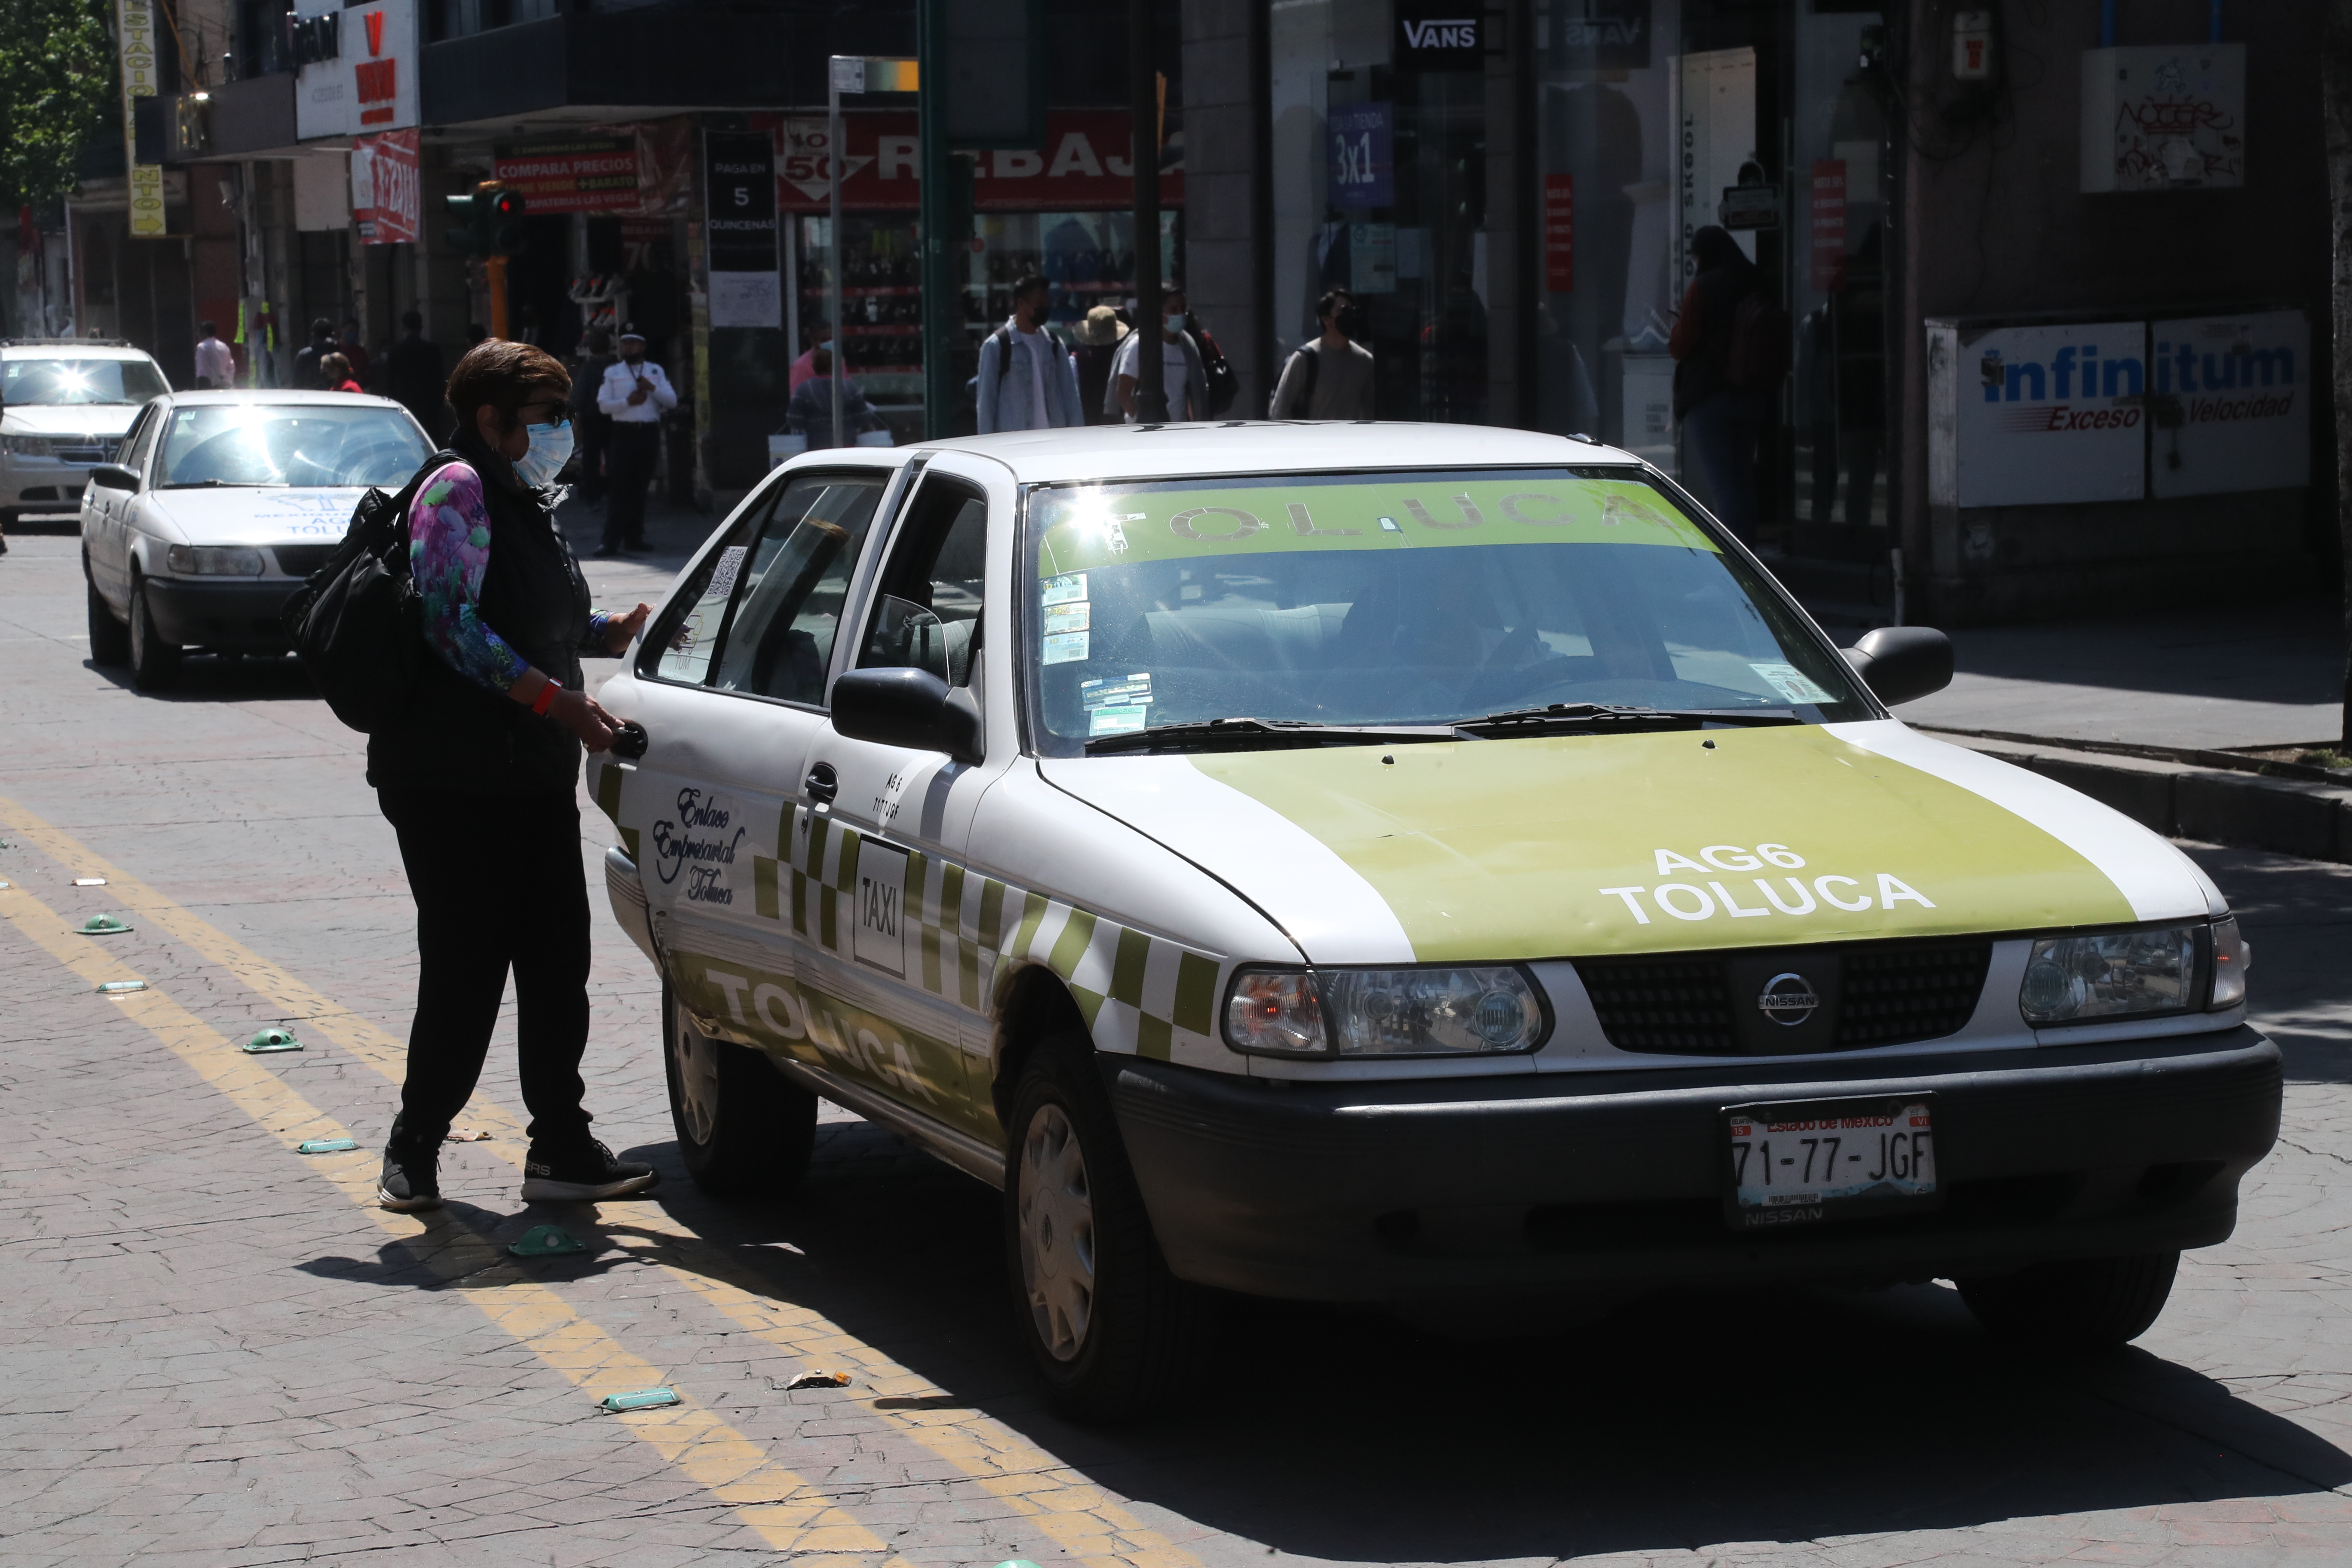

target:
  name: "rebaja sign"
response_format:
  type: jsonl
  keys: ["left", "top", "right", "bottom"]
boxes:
{"left": 293, "top": 0, "right": 416, "bottom": 139}
{"left": 1937, "top": 321, "right": 2147, "bottom": 508}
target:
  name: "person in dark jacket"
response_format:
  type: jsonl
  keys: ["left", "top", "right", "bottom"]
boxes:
{"left": 1669, "top": 225, "right": 1769, "bottom": 545}
{"left": 370, "top": 339, "right": 656, "bottom": 1213}
{"left": 784, "top": 346, "right": 887, "bottom": 450}
{"left": 384, "top": 311, "right": 449, "bottom": 440}
{"left": 292, "top": 318, "right": 337, "bottom": 391}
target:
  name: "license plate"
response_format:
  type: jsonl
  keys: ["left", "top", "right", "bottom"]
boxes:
{"left": 1722, "top": 1096, "right": 1938, "bottom": 1229}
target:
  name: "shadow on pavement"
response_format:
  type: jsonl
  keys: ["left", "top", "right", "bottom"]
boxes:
{"left": 576, "top": 1118, "right": 2352, "bottom": 1561}
{"left": 2188, "top": 845, "right": 2352, "bottom": 1085}
{"left": 1915, "top": 600, "right": 2341, "bottom": 710}
{"left": 83, "top": 650, "right": 323, "bottom": 702}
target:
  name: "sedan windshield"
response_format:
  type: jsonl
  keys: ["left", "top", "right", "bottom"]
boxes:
{"left": 157, "top": 403, "right": 431, "bottom": 489}
{"left": 4, "top": 356, "right": 168, "bottom": 406}
{"left": 1023, "top": 467, "right": 1871, "bottom": 753}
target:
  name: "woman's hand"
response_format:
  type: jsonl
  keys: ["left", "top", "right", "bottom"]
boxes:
{"left": 551, "top": 687, "right": 621, "bottom": 752}
{"left": 605, "top": 602, "right": 652, "bottom": 654}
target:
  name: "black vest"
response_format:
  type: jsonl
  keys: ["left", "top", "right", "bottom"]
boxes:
{"left": 366, "top": 436, "right": 593, "bottom": 796}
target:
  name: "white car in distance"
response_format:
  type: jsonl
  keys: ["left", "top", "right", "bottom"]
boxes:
{"left": 1, "top": 341, "right": 171, "bottom": 534}
{"left": 82, "top": 390, "right": 435, "bottom": 690}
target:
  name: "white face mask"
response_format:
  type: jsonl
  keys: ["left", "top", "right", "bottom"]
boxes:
{"left": 514, "top": 418, "right": 574, "bottom": 488}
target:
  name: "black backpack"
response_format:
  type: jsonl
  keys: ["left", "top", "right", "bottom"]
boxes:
{"left": 1277, "top": 344, "right": 1320, "bottom": 416}
{"left": 1194, "top": 326, "right": 1240, "bottom": 416}
{"left": 282, "top": 449, "right": 460, "bottom": 735}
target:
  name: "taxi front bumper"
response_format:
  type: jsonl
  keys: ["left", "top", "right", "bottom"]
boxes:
{"left": 143, "top": 576, "right": 302, "bottom": 649}
{"left": 1106, "top": 1026, "right": 2282, "bottom": 1303}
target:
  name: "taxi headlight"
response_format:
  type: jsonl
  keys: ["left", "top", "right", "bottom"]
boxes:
{"left": 165, "top": 545, "right": 265, "bottom": 576}
{"left": 1224, "top": 965, "right": 1548, "bottom": 1057}
{"left": 2018, "top": 920, "right": 2227, "bottom": 1026}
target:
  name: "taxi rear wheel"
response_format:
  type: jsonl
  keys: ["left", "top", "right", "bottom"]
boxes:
{"left": 662, "top": 982, "right": 816, "bottom": 1199}
{"left": 1004, "top": 1033, "right": 1207, "bottom": 1422}
{"left": 1956, "top": 1251, "right": 2180, "bottom": 1350}
{"left": 128, "top": 574, "right": 180, "bottom": 692}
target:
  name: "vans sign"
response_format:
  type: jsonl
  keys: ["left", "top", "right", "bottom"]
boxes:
{"left": 1397, "top": 5, "right": 1485, "bottom": 68}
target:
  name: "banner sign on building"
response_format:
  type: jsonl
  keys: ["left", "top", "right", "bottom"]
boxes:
{"left": 116, "top": 0, "right": 165, "bottom": 236}
{"left": 774, "top": 110, "right": 1182, "bottom": 212}
{"left": 491, "top": 123, "right": 693, "bottom": 217}
{"left": 293, "top": 0, "right": 417, "bottom": 140}
{"left": 1808, "top": 159, "right": 1846, "bottom": 291}
{"left": 2149, "top": 309, "right": 2309, "bottom": 499}
{"left": 1328, "top": 102, "right": 1393, "bottom": 209}
{"left": 350, "top": 128, "right": 419, "bottom": 245}
{"left": 1544, "top": 174, "right": 1573, "bottom": 292}
{"left": 1394, "top": 3, "right": 1485, "bottom": 70}
{"left": 1930, "top": 320, "right": 2147, "bottom": 509}
{"left": 704, "top": 131, "right": 780, "bottom": 329}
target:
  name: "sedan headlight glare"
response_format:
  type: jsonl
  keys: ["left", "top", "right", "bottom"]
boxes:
{"left": 2019, "top": 921, "right": 2208, "bottom": 1026}
{"left": 164, "top": 544, "right": 265, "bottom": 576}
{"left": 1225, "top": 965, "right": 1548, "bottom": 1057}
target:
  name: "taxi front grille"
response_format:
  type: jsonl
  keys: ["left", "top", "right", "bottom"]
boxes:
{"left": 1574, "top": 940, "right": 1993, "bottom": 1056}
{"left": 273, "top": 545, "right": 336, "bottom": 579}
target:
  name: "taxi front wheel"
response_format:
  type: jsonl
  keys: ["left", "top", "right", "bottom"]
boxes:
{"left": 1956, "top": 1251, "right": 2180, "bottom": 1350}
{"left": 662, "top": 982, "right": 816, "bottom": 1198}
{"left": 1004, "top": 1033, "right": 1209, "bottom": 1422}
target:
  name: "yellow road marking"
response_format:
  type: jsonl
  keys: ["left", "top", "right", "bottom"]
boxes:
{"left": 0, "top": 790, "right": 1206, "bottom": 1568}
{"left": 0, "top": 876, "right": 902, "bottom": 1564}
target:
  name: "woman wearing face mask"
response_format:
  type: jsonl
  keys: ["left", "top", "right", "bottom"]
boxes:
{"left": 1112, "top": 288, "right": 1211, "bottom": 422}
{"left": 368, "top": 338, "right": 658, "bottom": 1214}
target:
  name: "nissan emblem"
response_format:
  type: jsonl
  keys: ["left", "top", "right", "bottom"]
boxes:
{"left": 1756, "top": 972, "right": 1819, "bottom": 1026}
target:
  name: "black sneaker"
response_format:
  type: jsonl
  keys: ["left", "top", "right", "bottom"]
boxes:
{"left": 520, "top": 1139, "right": 659, "bottom": 1202}
{"left": 379, "top": 1133, "right": 443, "bottom": 1212}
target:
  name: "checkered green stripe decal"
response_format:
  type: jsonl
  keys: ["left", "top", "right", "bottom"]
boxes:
{"left": 750, "top": 805, "right": 1220, "bottom": 1062}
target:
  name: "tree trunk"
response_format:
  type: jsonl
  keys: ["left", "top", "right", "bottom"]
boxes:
{"left": 2330, "top": 2, "right": 2352, "bottom": 747}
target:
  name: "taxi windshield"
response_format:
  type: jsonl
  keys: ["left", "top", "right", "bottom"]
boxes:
{"left": 1023, "top": 467, "right": 1870, "bottom": 753}
{"left": 157, "top": 403, "right": 431, "bottom": 489}
{"left": 4, "top": 356, "right": 168, "bottom": 406}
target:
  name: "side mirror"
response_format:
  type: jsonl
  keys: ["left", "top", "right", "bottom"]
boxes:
{"left": 88, "top": 463, "right": 140, "bottom": 493}
{"left": 830, "top": 666, "right": 983, "bottom": 764}
{"left": 1842, "top": 625, "right": 1954, "bottom": 707}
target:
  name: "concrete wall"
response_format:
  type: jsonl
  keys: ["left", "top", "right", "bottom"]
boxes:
{"left": 1182, "top": 0, "right": 1268, "bottom": 416}
{"left": 1893, "top": 0, "right": 2331, "bottom": 625}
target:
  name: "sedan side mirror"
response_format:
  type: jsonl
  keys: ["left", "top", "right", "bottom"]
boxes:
{"left": 1842, "top": 625, "right": 1954, "bottom": 707}
{"left": 830, "top": 666, "right": 984, "bottom": 764}
{"left": 88, "top": 463, "right": 140, "bottom": 493}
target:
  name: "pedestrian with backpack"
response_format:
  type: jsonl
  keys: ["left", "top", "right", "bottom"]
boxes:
{"left": 1270, "top": 288, "right": 1376, "bottom": 420}
{"left": 975, "top": 273, "right": 1084, "bottom": 434}
{"left": 1069, "top": 306, "right": 1128, "bottom": 426}
{"left": 1669, "top": 225, "right": 1786, "bottom": 547}
{"left": 366, "top": 338, "right": 659, "bottom": 1213}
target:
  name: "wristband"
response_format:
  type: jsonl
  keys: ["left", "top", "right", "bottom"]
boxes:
{"left": 531, "top": 679, "right": 560, "bottom": 717}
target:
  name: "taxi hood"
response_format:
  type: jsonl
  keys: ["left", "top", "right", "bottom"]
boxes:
{"left": 142, "top": 485, "right": 364, "bottom": 545}
{"left": 1038, "top": 720, "right": 2223, "bottom": 965}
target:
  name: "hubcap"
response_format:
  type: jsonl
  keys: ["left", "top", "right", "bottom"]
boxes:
{"left": 1017, "top": 1101, "right": 1096, "bottom": 1362}
{"left": 670, "top": 1001, "right": 721, "bottom": 1147}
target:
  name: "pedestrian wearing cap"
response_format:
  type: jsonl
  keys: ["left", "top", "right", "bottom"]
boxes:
{"left": 975, "top": 273, "right": 1084, "bottom": 434}
{"left": 595, "top": 327, "right": 675, "bottom": 557}
{"left": 1069, "top": 306, "right": 1127, "bottom": 427}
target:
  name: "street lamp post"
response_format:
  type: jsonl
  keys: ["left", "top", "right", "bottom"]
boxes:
{"left": 1128, "top": 0, "right": 1165, "bottom": 422}
{"left": 827, "top": 55, "right": 857, "bottom": 458}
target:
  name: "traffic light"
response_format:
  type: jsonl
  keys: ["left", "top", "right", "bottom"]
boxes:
{"left": 445, "top": 187, "right": 527, "bottom": 257}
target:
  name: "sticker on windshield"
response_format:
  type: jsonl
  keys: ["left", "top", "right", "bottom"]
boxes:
{"left": 1081, "top": 673, "right": 1152, "bottom": 709}
{"left": 1748, "top": 662, "right": 1837, "bottom": 704}
{"left": 1043, "top": 631, "right": 1090, "bottom": 665}
{"left": 706, "top": 544, "right": 749, "bottom": 603}
{"left": 1088, "top": 705, "right": 1150, "bottom": 737}
{"left": 1044, "top": 602, "right": 1091, "bottom": 635}
{"left": 1041, "top": 573, "right": 1088, "bottom": 606}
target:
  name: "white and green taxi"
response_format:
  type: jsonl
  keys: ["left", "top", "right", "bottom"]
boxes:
{"left": 593, "top": 423, "right": 2277, "bottom": 1418}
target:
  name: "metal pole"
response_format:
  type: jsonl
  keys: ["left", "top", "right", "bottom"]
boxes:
{"left": 917, "top": 0, "right": 956, "bottom": 440}
{"left": 1128, "top": 0, "right": 1165, "bottom": 421}
{"left": 829, "top": 56, "right": 851, "bottom": 451}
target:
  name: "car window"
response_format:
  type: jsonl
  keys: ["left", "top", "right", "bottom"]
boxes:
{"left": 1020, "top": 467, "right": 1870, "bottom": 752}
{"left": 156, "top": 404, "right": 431, "bottom": 488}
{"left": 122, "top": 405, "right": 164, "bottom": 473}
{"left": 859, "top": 479, "right": 987, "bottom": 689}
{"left": 3, "top": 356, "right": 168, "bottom": 406}
{"left": 646, "top": 469, "right": 887, "bottom": 697}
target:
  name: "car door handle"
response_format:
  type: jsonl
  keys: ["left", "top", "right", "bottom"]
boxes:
{"left": 610, "top": 720, "right": 649, "bottom": 759}
{"left": 804, "top": 762, "right": 838, "bottom": 805}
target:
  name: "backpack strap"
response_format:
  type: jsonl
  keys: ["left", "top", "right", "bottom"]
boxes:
{"left": 1288, "top": 343, "right": 1320, "bottom": 413}
{"left": 993, "top": 325, "right": 1016, "bottom": 383}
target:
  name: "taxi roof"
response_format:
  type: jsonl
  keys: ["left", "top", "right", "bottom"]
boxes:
{"left": 0, "top": 342, "right": 158, "bottom": 362}
{"left": 156, "top": 389, "right": 410, "bottom": 409}
{"left": 922, "top": 421, "right": 1643, "bottom": 485}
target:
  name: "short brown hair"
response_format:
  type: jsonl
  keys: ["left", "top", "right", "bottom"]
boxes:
{"left": 446, "top": 338, "right": 570, "bottom": 432}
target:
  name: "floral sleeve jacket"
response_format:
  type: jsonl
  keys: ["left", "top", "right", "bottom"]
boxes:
{"left": 406, "top": 461, "right": 615, "bottom": 691}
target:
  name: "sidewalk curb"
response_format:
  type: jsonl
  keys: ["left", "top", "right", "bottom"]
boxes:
{"left": 1945, "top": 732, "right": 2352, "bottom": 863}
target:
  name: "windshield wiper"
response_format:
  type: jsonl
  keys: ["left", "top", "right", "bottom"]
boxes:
{"left": 158, "top": 479, "right": 276, "bottom": 489}
{"left": 1084, "top": 717, "right": 1473, "bottom": 756}
{"left": 1457, "top": 702, "right": 1802, "bottom": 735}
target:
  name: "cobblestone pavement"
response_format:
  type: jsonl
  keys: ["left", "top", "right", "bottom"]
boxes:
{"left": 3, "top": 529, "right": 2351, "bottom": 1567}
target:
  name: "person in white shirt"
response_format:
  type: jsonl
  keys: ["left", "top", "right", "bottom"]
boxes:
{"left": 975, "top": 274, "right": 1083, "bottom": 433}
{"left": 594, "top": 326, "right": 677, "bottom": 556}
{"left": 1114, "top": 288, "right": 1209, "bottom": 423}
{"left": 193, "top": 321, "right": 234, "bottom": 389}
{"left": 1269, "top": 288, "right": 1377, "bottom": 419}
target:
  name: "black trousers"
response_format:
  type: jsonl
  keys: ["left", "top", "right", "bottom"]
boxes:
{"left": 603, "top": 423, "right": 660, "bottom": 549}
{"left": 380, "top": 788, "right": 594, "bottom": 1147}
